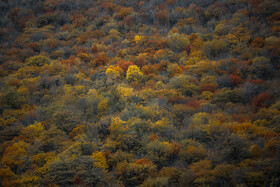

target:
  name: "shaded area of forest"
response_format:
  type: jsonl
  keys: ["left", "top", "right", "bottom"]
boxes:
{"left": 0, "top": 0, "right": 280, "bottom": 186}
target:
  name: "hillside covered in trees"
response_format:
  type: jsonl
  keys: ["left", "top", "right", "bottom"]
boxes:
{"left": 0, "top": 0, "right": 280, "bottom": 186}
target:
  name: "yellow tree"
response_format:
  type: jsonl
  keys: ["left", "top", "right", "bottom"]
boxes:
{"left": 91, "top": 151, "right": 108, "bottom": 169}
{"left": 1, "top": 141, "right": 29, "bottom": 169}
{"left": 126, "top": 65, "right": 143, "bottom": 82}
{"left": 105, "top": 65, "right": 124, "bottom": 78}
{"left": 97, "top": 98, "right": 108, "bottom": 117}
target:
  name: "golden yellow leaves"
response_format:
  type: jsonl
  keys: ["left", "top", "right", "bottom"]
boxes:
{"left": 126, "top": 65, "right": 143, "bottom": 82}
{"left": 105, "top": 65, "right": 123, "bottom": 78}
{"left": 91, "top": 151, "right": 108, "bottom": 169}
{"left": 134, "top": 35, "right": 141, "bottom": 43}
{"left": 117, "top": 86, "right": 134, "bottom": 99}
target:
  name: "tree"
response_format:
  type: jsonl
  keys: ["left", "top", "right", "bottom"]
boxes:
{"left": 105, "top": 66, "right": 124, "bottom": 79}
{"left": 142, "top": 177, "right": 169, "bottom": 187}
{"left": 250, "top": 37, "right": 265, "bottom": 48}
{"left": 146, "top": 140, "right": 172, "bottom": 168}
{"left": 97, "top": 98, "right": 108, "bottom": 118}
{"left": 26, "top": 55, "right": 50, "bottom": 66}
{"left": 0, "top": 87, "right": 26, "bottom": 109}
{"left": 168, "top": 29, "right": 190, "bottom": 52}
{"left": 44, "top": 156, "right": 113, "bottom": 186}
{"left": 126, "top": 65, "right": 143, "bottom": 82}
{"left": 250, "top": 57, "right": 273, "bottom": 79}
{"left": 151, "top": 118, "right": 176, "bottom": 139}
{"left": 220, "top": 134, "right": 249, "bottom": 165}
{"left": 118, "top": 61, "right": 134, "bottom": 72}
{"left": 91, "top": 151, "right": 108, "bottom": 169}
{"left": 19, "top": 122, "right": 44, "bottom": 142}
{"left": 252, "top": 92, "right": 272, "bottom": 108}
{"left": 0, "top": 165, "right": 19, "bottom": 185}
{"left": 93, "top": 53, "right": 109, "bottom": 67}
{"left": 116, "top": 161, "right": 156, "bottom": 186}
{"left": 202, "top": 39, "right": 228, "bottom": 58}
{"left": 118, "top": 7, "right": 134, "bottom": 19}
{"left": 190, "top": 159, "right": 214, "bottom": 186}
{"left": 1, "top": 141, "right": 29, "bottom": 173}
{"left": 167, "top": 63, "right": 182, "bottom": 77}
{"left": 179, "top": 139, "right": 206, "bottom": 164}
{"left": 212, "top": 164, "right": 237, "bottom": 186}
{"left": 212, "top": 88, "right": 242, "bottom": 104}
{"left": 52, "top": 110, "right": 81, "bottom": 134}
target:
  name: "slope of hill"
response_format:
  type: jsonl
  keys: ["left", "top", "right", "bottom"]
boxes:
{"left": 0, "top": 0, "right": 280, "bottom": 186}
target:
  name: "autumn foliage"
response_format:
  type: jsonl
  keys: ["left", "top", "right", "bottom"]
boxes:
{"left": 0, "top": 0, "right": 279, "bottom": 186}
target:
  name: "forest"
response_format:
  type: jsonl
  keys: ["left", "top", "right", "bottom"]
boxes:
{"left": 0, "top": 0, "right": 279, "bottom": 186}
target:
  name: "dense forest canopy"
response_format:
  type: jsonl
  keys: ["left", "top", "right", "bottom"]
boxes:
{"left": 0, "top": 0, "right": 280, "bottom": 186}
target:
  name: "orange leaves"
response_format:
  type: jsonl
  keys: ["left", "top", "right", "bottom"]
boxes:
{"left": 167, "top": 63, "right": 182, "bottom": 77}
{"left": 0, "top": 167, "right": 18, "bottom": 186}
{"left": 159, "top": 167, "right": 181, "bottom": 183}
{"left": 264, "top": 138, "right": 280, "bottom": 156}
{"left": 252, "top": 92, "right": 272, "bottom": 108}
{"left": 90, "top": 45, "right": 98, "bottom": 54}
{"left": 249, "top": 78, "right": 264, "bottom": 85}
{"left": 148, "top": 134, "right": 159, "bottom": 142}
{"left": 190, "top": 159, "right": 212, "bottom": 179}
{"left": 265, "top": 36, "right": 280, "bottom": 57}
{"left": 179, "top": 139, "right": 206, "bottom": 164}
{"left": 250, "top": 37, "right": 265, "bottom": 48}
{"left": 250, "top": 145, "right": 262, "bottom": 158}
{"left": 212, "top": 164, "right": 237, "bottom": 179}
{"left": 1, "top": 1, "right": 280, "bottom": 186}
{"left": 232, "top": 121, "right": 278, "bottom": 141}
{"left": 169, "top": 27, "right": 179, "bottom": 34}
{"left": 77, "top": 53, "right": 90, "bottom": 62}
{"left": 118, "top": 7, "right": 134, "bottom": 19}
{"left": 268, "top": 13, "right": 280, "bottom": 32}
{"left": 101, "top": 2, "right": 117, "bottom": 11}
{"left": 186, "top": 146, "right": 205, "bottom": 159}
{"left": 232, "top": 122, "right": 254, "bottom": 135}
{"left": 69, "top": 125, "right": 85, "bottom": 139}
{"left": 8, "top": 78, "right": 21, "bottom": 88}
{"left": 199, "top": 84, "right": 218, "bottom": 93}
{"left": 118, "top": 61, "right": 133, "bottom": 72}
{"left": 23, "top": 42, "right": 40, "bottom": 51}
{"left": 135, "top": 158, "right": 153, "bottom": 165}
{"left": 141, "top": 64, "right": 159, "bottom": 75}
{"left": 77, "top": 30, "right": 94, "bottom": 44}
{"left": 123, "top": 15, "right": 136, "bottom": 27}
{"left": 116, "top": 161, "right": 156, "bottom": 186}
{"left": 72, "top": 14, "right": 88, "bottom": 27}
{"left": 230, "top": 74, "right": 243, "bottom": 86}
{"left": 93, "top": 53, "right": 109, "bottom": 67}
{"left": 250, "top": 0, "right": 263, "bottom": 10}
{"left": 170, "top": 141, "right": 181, "bottom": 155}
{"left": 187, "top": 100, "right": 201, "bottom": 109}
{"left": 156, "top": 9, "right": 169, "bottom": 25}
{"left": 92, "top": 30, "right": 106, "bottom": 38}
